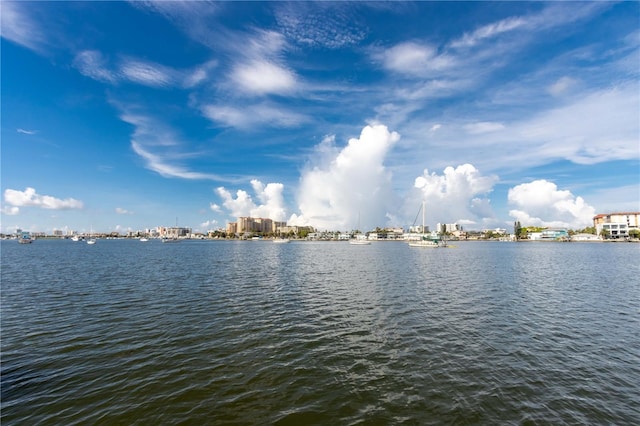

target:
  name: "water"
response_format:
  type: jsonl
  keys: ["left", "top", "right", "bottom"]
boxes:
{"left": 2, "top": 239, "right": 639, "bottom": 425}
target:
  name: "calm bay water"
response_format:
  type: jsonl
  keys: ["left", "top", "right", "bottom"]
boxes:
{"left": 1, "top": 239, "right": 639, "bottom": 425}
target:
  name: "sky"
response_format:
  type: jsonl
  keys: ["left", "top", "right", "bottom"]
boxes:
{"left": 1, "top": 1, "right": 639, "bottom": 235}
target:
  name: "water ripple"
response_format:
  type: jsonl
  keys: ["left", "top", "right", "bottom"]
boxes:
{"left": 2, "top": 240, "right": 639, "bottom": 424}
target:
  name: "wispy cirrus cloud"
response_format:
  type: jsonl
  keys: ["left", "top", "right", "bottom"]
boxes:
{"left": 0, "top": 2, "right": 47, "bottom": 53}
{"left": 4, "top": 187, "right": 83, "bottom": 210}
{"left": 115, "top": 207, "right": 133, "bottom": 215}
{"left": 116, "top": 104, "right": 231, "bottom": 181}
{"left": 17, "top": 128, "right": 37, "bottom": 135}
{"left": 202, "top": 102, "right": 309, "bottom": 129}
{"left": 73, "top": 50, "right": 216, "bottom": 88}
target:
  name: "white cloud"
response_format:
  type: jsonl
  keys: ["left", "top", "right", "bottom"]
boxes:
{"left": 508, "top": 180, "right": 596, "bottom": 228}
{"left": 115, "top": 105, "right": 228, "bottom": 181}
{"left": 73, "top": 50, "right": 118, "bottom": 83}
{"left": 119, "top": 58, "right": 175, "bottom": 87}
{"left": 378, "top": 42, "right": 454, "bottom": 76}
{"left": 289, "top": 124, "right": 400, "bottom": 231}
{"left": 4, "top": 187, "right": 83, "bottom": 210}
{"left": 199, "top": 219, "right": 218, "bottom": 230}
{"left": 464, "top": 122, "right": 505, "bottom": 134}
{"left": 412, "top": 164, "right": 499, "bottom": 227}
{"left": 1, "top": 206, "right": 20, "bottom": 215}
{"left": 131, "top": 140, "right": 219, "bottom": 180}
{"left": 216, "top": 179, "right": 287, "bottom": 222}
{"left": 231, "top": 60, "right": 296, "bottom": 95}
{"left": 518, "top": 83, "right": 639, "bottom": 165}
{"left": 210, "top": 203, "right": 222, "bottom": 213}
{"left": 451, "top": 16, "right": 527, "bottom": 49}
{"left": 74, "top": 50, "right": 214, "bottom": 88}
{"left": 202, "top": 103, "right": 308, "bottom": 129}
{"left": 17, "top": 128, "right": 37, "bottom": 135}
{"left": 275, "top": 2, "right": 367, "bottom": 49}
{"left": 547, "top": 76, "right": 576, "bottom": 96}
{"left": 0, "top": 2, "right": 47, "bottom": 53}
{"left": 115, "top": 207, "right": 133, "bottom": 215}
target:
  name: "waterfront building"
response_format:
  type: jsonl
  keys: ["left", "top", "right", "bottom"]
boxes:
{"left": 158, "top": 226, "right": 191, "bottom": 239}
{"left": 593, "top": 212, "right": 640, "bottom": 239}
{"left": 540, "top": 228, "right": 569, "bottom": 240}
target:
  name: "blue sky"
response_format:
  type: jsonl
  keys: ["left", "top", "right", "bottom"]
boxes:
{"left": 2, "top": 1, "right": 638, "bottom": 234}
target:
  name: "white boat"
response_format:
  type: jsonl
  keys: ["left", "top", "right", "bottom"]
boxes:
{"left": 18, "top": 231, "right": 33, "bottom": 244}
{"left": 273, "top": 238, "right": 290, "bottom": 244}
{"left": 408, "top": 201, "right": 438, "bottom": 248}
{"left": 350, "top": 212, "right": 371, "bottom": 245}
{"left": 71, "top": 235, "right": 80, "bottom": 242}
{"left": 87, "top": 226, "right": 96, "bottom": 244}
{"left": 140, "top": 237, "right": 149, "bottom": 242}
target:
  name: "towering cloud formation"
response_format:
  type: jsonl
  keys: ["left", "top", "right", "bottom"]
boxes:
{"left": 216, "top": 179, "right": 287, "bottom": 222}
{"left": 289, "top": 124, "right": 400, "bottom": 231}
{"left": 411, "top": 164, "right": 499, "bottom": 227}
{"left": 508, "top": 180, "right": 596, "bottom": 228}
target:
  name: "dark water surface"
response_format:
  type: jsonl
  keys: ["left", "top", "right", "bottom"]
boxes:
{"left": 2, "top": 239, "right": 639, "bottom": 425}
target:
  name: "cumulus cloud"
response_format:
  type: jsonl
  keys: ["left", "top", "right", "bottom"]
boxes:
{"left": 411, "top": 164, "right": 499, "bottom": 227}
{"left": 1, "top": 206, "right": 20, "bottom": 215}
{"left": 4, "top": 187, "right": 83, "bottom": 210}
{"left": 508, "top": 180, "right": 596, "bottom": 228}
{"left": 216, "top": 179, "right": 287, "bottom": 221}
{"left": 288, "top": 124, "right": 400, "bottom": 231}
{"left": 115, "top": 207, "right": 133, "bottom": 215}
{"left": 199, "top": 219, "right": 218, "bottom": 230}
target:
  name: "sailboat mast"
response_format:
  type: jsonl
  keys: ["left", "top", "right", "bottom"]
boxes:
{"left": 422, "top": 201, "right": 426, "bottom": 234}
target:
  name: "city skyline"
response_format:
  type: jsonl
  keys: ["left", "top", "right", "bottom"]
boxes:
{"left": 2, "top": 1, "right": 639, "bottom": 234}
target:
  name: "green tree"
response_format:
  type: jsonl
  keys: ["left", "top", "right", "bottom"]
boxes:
{"left": 514, "top": 221, "right": 522, "bottom": 241}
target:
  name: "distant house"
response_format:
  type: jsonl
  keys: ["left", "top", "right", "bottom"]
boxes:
{"left": 540, "top": 228, "right": 569, "bottom": 240}
{"left": 571, "top": 233, "right": 600, "bottom": 242}
{"left": 593, "top": 212, "right": 640, "bottom": 239}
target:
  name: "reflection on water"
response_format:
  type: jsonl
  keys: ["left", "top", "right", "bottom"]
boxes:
{"left": 2, "top": 240, "right": 639, "bottom": 424}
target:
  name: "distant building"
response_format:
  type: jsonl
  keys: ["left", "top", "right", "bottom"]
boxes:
{"left": 593, "top": 212, "right": 640, "bottom": 239}
{"left": 158, "top": 226, "right": 191, "bottom": 238}
{"left": 571, "top": 233, "right": 600, "bottom": 242}
{"left": 540, "top": 228, "right": 569, "bottom": 240}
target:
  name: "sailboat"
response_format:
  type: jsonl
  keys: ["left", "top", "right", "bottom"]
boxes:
{"left": 408, "top": 201, "right": 438, "bottom": 248}
{"left": 87, "top": 226, "right": 96, "bottom": 245}
{"left": 349, "top": 212, "right": 371, "bottom": 245}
